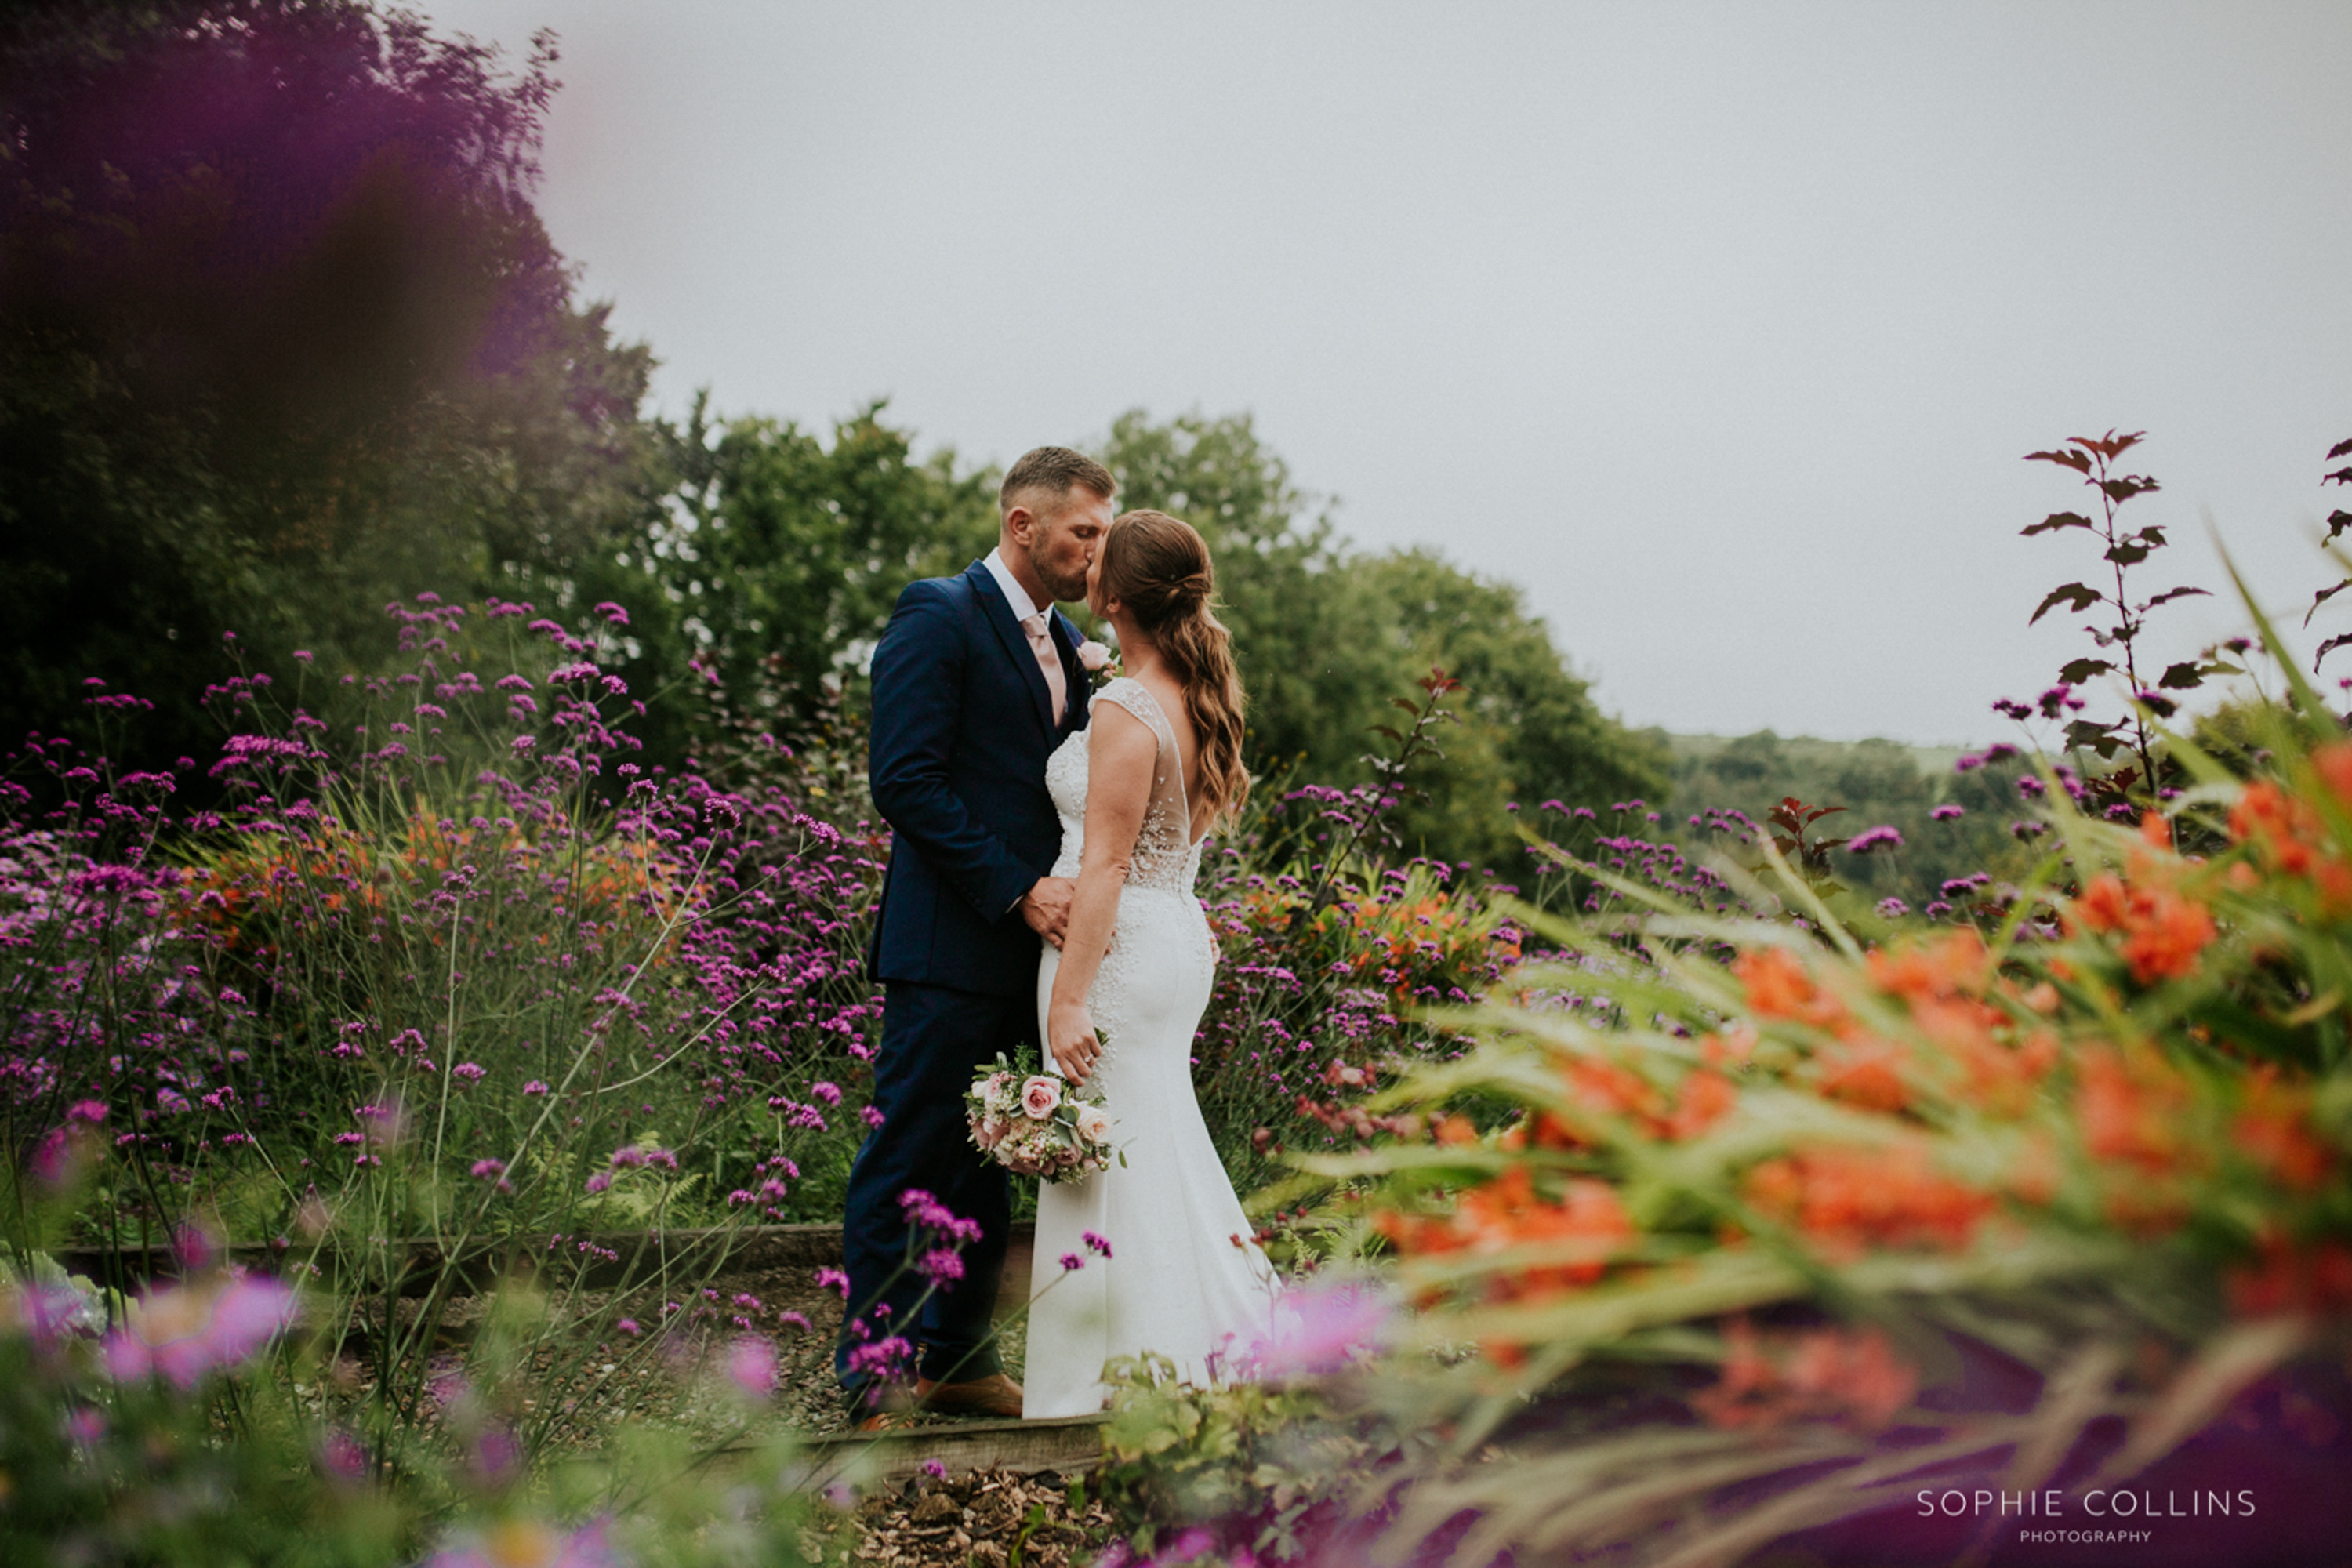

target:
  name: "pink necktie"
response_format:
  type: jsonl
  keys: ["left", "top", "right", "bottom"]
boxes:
{"left": 1023, "top": 611, "right": 1067, "bottom": 725}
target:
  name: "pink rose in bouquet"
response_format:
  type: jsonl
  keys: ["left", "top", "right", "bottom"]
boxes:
{"left": 1020, "top": 1076, "right": 1062, "bottom": 1120}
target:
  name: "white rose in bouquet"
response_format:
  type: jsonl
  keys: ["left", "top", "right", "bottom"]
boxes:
{"left": 1074, "top": 1103, "right": 1113, "bottom": 1147}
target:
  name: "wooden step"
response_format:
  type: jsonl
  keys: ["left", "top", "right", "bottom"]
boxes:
{"left": 773, "top": 1412, "right": 1108, "bottom": 1491}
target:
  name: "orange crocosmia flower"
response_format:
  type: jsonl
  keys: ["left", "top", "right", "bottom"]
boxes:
{"left": 2075, "top": 1048, "right": 2190, "bottom": 1174}
{"left": 2069, "top": 874, "right": 2217, "bottom": 984}
{"left": 1866, "top": 929, "right": 1993, "bottom": 1004}
{"left": 2234, "top": 1073, "right": 2334, "bottom": 1192}
{"left": 1700, "top": 1023, "right": 1758, "bottom": 1067}
{"left": 1784, "top": 1325, "right": 1918, "bottom": 1428}
{"left": 1664, "top": 1069, "right": 1738, "bottom": 1141}
{"left": 1691, "top": 1319, "right": 1917, "bottom": 1432}
{"left": 1432, "top": 1113, "right": 1479, "bottom": 1147}
{"left": 2071, "top": 873, "right": 2133, "bottom": 935}
{"left": 2230, "top": 780, "right": 2324, "bottom": 877}
{"left": 2140, "top": 811, "right": 2172, "bottom": 849}
{"left": 1734, "top": 947, "right": 1819, "bottom": 1019}
{"left": 2117, "top": 891, "right": 2216, "bottom": 984}
{"left": 1564, "top": 1054, "right": 1665, "bottom": 1123}
{"left": 1744, "top": 1142, "right": 1994, "bottom": 1256}
{"left": 1813, "top": 1038, "right": 1909, "bottom": 1113}
{"left": 1392, "top": 1167, "right": 1634, "bottom": 1301}
{"left": 2313, "top": 740, "right": 2352, "bottom": 811}
{"left": 2227, "top": 1236, "right": 2352, "bottom": 1317}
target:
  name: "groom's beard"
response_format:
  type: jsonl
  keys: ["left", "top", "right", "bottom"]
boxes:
{"left": 1028, "top": 549, "right": 1090, "bottom": 604}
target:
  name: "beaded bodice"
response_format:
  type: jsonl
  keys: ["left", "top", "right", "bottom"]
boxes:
{"left": 1046, "top": 677, "right": 1205, "bottom": 895}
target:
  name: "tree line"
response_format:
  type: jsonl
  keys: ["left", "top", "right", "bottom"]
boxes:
{"left": 1, "top": 0, "right": 1664, "bottom": 871}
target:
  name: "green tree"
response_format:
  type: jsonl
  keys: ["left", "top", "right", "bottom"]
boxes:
{"left": 0, "top": 0, "right": 655, "bottom": 765}
{"left": 1098, "top": 409, "right": 1666, "bottom": 870}
{"left": 1362, "top": 550, "right": 1669, "bottom": 871}
{"left": 584, "top": 398, "right": 1000, "bottom": 768}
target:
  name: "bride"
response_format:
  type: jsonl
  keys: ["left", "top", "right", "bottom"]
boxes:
{"left": 1023, "top": 509, "right": 1276, "bottom": 1419}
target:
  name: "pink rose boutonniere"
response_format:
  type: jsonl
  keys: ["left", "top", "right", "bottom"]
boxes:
{"left": 1077, "top": 638, "right": 1120, "bottom": 691}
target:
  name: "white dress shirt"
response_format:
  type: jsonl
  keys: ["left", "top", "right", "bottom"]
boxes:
{"left": 982, "top": 547, "right": 1045, "bottom": 626}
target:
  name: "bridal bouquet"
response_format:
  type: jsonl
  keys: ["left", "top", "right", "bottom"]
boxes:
{"left": 966, "top": 1050, "right": 1118, "bottom": 1183}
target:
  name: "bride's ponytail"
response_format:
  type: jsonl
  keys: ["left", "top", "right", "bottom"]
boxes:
{"left": 1097, "top": 510, "right": 1250, "bottom": 826}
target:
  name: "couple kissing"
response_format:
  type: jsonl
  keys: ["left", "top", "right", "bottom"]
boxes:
{"left": 837, "top": 446, "right": 1274, "bottom": 1427}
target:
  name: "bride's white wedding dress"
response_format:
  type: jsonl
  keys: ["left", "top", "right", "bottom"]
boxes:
{"left": 1023, "top": 677, "right": 1277, "bottom": 1419}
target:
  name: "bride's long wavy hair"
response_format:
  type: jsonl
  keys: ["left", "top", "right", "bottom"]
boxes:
{"left": 1097, "top": 510, "right": 1249, "bottom": 826}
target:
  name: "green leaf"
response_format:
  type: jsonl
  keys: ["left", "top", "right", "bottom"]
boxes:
{"left": 2156, "top": 661, "right": 2205, "bottom": 691}
{"left": 2057, "top": 657, "right": 2114, "bottom": 684}
{"left": 2030, "top": 583, "right": 2103, "bottom": 625}
{"left": 2020, "top": 511, "right": 2095, "bottom": 537}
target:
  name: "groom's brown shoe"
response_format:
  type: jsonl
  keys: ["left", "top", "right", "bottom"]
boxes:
{"left": 914, "top": 1371, "right": 1024, "bottom": 1419}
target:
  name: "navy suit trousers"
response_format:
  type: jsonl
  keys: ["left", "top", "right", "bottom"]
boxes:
{"left": 835, "top": 979, "right": 1033, "bottom": 1397}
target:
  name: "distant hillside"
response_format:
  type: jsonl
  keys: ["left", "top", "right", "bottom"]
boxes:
{"left": 1638, "top": 728, "right": 2029, "bottom": 909}
{"left": 1659, "top": 731, "right": 1973, "bottom": 779}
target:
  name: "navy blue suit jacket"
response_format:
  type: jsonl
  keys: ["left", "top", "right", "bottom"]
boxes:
{"left": 865, "top": 560, "right": 1090, "bottom": 997}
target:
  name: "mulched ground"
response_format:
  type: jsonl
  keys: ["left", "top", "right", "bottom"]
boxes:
{"left": 802, "top": 1467, "right": 1117, "bottom": 1566}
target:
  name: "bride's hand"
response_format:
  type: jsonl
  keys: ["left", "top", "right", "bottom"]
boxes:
{"left": 1048, "top": 1000, "right": 1101, "bottom": 1086}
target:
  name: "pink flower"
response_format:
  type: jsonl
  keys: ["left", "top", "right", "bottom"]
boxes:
{"left": 1020, "top": 1076, "right": 1062, "bottom": 1120}
{"left": 1077, "top": 641, "right": 1113, "bottom": 673}
{"left": 1245, "top": 1279, "right": 1395, "bottom": 1378}
{"left": 103, "top": 1274, "right": 297, "bottom": 1389}
{"left": 728, "top": 1334, "right": 779, "bottom": 1399}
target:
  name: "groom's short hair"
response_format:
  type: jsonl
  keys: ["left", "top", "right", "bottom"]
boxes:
{"left": 1000, "top": 447, "right": 1115, "bottom": 514}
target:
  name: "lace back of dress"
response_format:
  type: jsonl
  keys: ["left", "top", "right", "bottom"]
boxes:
{"left": 1094, "top": 678, "right": 1195, "bottom": 892}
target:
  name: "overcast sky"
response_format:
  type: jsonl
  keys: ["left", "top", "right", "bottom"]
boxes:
{"left": 429, "top": 1, "right": 2352, "bottom": 746}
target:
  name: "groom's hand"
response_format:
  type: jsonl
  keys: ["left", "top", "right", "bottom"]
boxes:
{"left": 1020, "top": 877, "right": 1075, "bottom": 947}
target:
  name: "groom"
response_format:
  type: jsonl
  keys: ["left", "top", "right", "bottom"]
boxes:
{"left": 838, "top": 445, "right": 1115, "bottom": 1424}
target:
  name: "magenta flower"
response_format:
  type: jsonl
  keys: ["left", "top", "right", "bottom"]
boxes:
{"left": 103, "top": 1274, "right": 297, "bottom": 1389}
{"left": 727, "top": 1334, "right": 779, "bottom": 1399}
{"left": 1244, "top": 1279, "right": 1394, "bottom": 1378}
{"left": 1846, "top": 826, "right": 1904, "bottom": 854}
{"left": 1930, "top": 804, "right": 1965, "bottom": 821}
{"left": 318, "top": 1428, "right": 368, "bottom": 1484}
